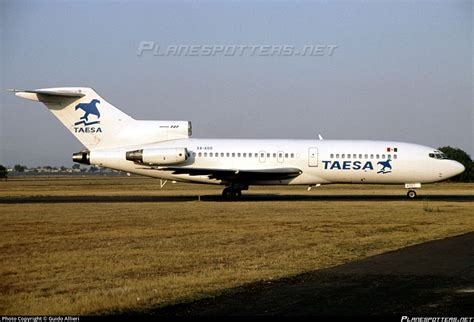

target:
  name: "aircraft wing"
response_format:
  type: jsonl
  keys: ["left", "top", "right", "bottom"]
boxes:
{"left": 159, "top": 167, "right": 302, "bottom": 181}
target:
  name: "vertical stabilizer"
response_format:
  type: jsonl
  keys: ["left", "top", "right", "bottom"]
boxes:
{"left": 11, "top": 87, "right": 135, "bottom": 149}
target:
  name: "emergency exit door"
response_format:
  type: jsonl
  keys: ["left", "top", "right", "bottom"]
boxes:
{"left": 308, "top": 147, "right": 318, "bottom": 167}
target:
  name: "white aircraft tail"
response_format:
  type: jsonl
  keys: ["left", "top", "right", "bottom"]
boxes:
{"left": 11, "top": 87, "right": 192, "bottom": 150}
{"left": 11, "top": 87, "right": 135, "bottom": 150}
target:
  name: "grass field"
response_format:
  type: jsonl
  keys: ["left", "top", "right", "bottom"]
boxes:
{"left": 0, "top": 177, "right": 473, "bottom": 315}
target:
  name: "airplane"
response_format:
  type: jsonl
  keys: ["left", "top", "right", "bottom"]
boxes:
{"left": 9, "top": 87, "right": 465, "bottom": 199}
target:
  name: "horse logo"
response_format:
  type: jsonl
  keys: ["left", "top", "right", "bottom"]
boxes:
{"left": 74, "top": 99, "right": 101, "bottom": 126}
{"left": 377, "top": 159, "right": 392, "bottom": 174}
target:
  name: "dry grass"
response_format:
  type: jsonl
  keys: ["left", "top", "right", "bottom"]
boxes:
{"left": 0, "top": 177, "right": 473, "bottom": 315}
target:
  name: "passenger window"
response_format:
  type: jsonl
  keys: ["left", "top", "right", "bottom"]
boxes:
{"left": 394, "top": 155, "right": 398, "bottom": 159}
{"left": 347, "top": 154, "right": 350, "bottom": 159}
{"left": 388, "top": 154, "right": 391, "bottom": 159}
{"left": 198, "top": 152, "right": 202, "bottom": 157}
{"left": 273, "top": 153, "right": 276, "bottom": 158}
{"left": 243, "top": 153, "right": 246, "bottom": 158}
{"left": 279, "top": 153, "right": 283, "bottom": 158}
{"left": 353, "top": 154, "right": 357, "bottom": 159}
{"left": 260, "top": 153, "right": 264, "bottom": 158}
{"left": 237, "top": 153, "right": 241, "bottom": 157}
{"left": 376, "top": 154, "right": 379, "bottom": 159}
{"left": 364, "top": 154, "right": 368, "bottom": 159}
{"left": 221, "top": 153, "right": 224, "bottom": 157}
{"left": 330, "top": 154, "right": 334, "bottom": 158}
{"left": 382, "top": 154, "right": 385, "bottom": 159}
{"left": 285, "top": 153, "right": 288, "bottom": 158}
{"left": 255, "top": 153, "right": 258, "bottom": 158}
{"left": 248, "top": 153, "right": 252, "bottom": 158}
{"left": 342, "top": 154, "right": 345, "bottom": 158}
{"left": 359, "top": 154, "right": 362, "bottom": 159}
{"left": 226, "top": 153, "right": 230, "bottom": 157}
{"left": 370, "top": 154, "right": 374, "bottom": 159}
{"left": 204, "top": 153, "right": 208, "bottom": 157}
{"left": 336, "top": 154, "right": 340, "bottom": 158}
{"left": 210, "top": 153, "right": 213, "bottom": 157}
{"left": 267, "top": 153, "right": 270, "bottom": 158}
{"left": 232, "top": 153, "right": 235, "bottom": 157}
{"left": 291, "top": 153, "right": 294, "bottom": 158}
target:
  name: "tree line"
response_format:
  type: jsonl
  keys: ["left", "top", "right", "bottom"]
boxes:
{"left": 0, "top": 164, "right": 102, "bottom": 179}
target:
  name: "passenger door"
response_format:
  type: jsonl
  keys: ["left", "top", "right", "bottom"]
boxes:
{"left": 308, "top": 147, "right": 318, "bottom": 167}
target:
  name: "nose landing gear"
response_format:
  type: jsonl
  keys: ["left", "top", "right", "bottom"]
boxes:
{"left": 407, "top": 190, "right": 417, "bottom": 199}
{"left": 405, "top": 183, "right": 421, "bottom": 199}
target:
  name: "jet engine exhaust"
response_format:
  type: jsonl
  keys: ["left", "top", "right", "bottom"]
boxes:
{"left": 72, "top": 150, "right": 90, "bottom": 165}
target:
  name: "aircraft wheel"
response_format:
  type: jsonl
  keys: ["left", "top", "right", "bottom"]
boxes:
{"left": 222, "top": 188, "right": 231, "bottom": 198}
{"left": 407, "top": 190, "right": 417, "bottom": 199}
{"left": 230, "top": 190, "right": 242, "bottom": 199}
{"left": 222, "top": 188, "right": 241, "bottom": 200}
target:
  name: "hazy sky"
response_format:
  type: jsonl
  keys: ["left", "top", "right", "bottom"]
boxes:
{"left": 0, "top": 0, "right": 472, "bottom": 166}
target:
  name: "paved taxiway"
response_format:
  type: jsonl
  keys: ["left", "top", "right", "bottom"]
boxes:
{"left": 141, "top": 232, "right": 474, "bottom": 316}
{"left": 0, "top": 194, "right": 473, "bottom": 203}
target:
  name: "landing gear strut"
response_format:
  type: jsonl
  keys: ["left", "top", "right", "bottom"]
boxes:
{"left": 222, "top": 184, "right": 248, "bottom": 200}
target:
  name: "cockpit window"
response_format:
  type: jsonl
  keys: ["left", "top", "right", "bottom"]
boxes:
{"left": 429, "top": 151, "right": 448, "bottom": 159}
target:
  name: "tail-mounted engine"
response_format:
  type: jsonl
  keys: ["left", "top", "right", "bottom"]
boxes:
{"left": 126, "top": 148, "right": 188, "bottom": 165}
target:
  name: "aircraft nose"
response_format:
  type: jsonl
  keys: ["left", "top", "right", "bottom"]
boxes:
{"left": 450, "top": 161, "right": 465, "bottom": 177}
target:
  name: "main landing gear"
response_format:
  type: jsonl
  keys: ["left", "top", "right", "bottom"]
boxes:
{"left": 222, "top": 184, "right": 248, "bottom": 200}
{"left": 222, "top": 187, "right": 241, "bottom": 199}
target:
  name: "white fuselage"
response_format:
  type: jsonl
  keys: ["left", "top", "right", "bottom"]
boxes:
{"left": 89, "top": 139, "right": 465, "bottom": 186}
{"left": 12, "top": 87, "right": 465, "bottom": 190}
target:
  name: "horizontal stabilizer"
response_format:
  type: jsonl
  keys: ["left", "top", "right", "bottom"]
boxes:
{"left": 7, "top": 88, "right": 85, "bottom": 102}
{"left": 8, "top": 89, "right": 86, "bottom": 97}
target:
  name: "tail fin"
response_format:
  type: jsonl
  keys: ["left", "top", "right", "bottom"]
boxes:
{"left": 10, "top": 87, "right": 135, "bottom": 149}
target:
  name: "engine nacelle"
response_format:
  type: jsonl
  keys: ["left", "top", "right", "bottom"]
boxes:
{"left": 126, "top": 148, "right": 188, "bottom": 165}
